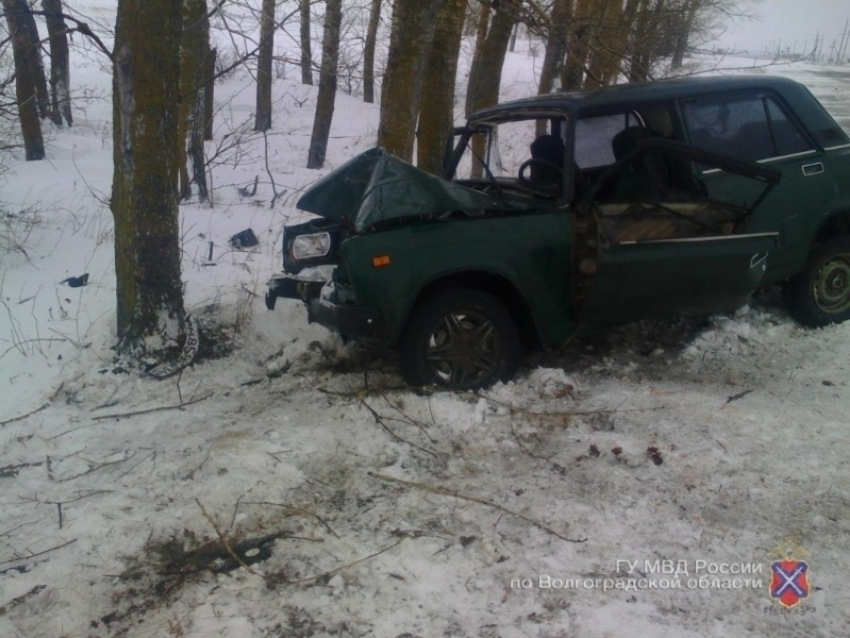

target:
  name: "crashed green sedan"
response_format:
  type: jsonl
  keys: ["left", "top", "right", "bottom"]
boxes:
{"left": 267, "top": 76, "right": 850, "bottom": 390}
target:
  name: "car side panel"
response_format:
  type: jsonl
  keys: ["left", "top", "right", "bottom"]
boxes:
{"left": 338, "top": 212, "right": 575, "bottom": 347}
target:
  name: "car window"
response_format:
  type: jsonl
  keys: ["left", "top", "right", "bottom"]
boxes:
{"left": 765, "top": 99, "right": 812, "bottom": 156}
{"left": 683, "top": 94, "right": 814, "bottom": 163}
{"left": 574, "top": 114, "right": 630, "bottom": 168}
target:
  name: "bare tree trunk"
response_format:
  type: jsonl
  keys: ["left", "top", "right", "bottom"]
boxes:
{"left": 538, "top": 0, "right": 571, "bottom": 96}
{"left": 561, "top": 0, "right": 591, "bottom": 90}
{"left": 582, "top": 0, "right": 612, "bottom": 89}
{"left": 178, "top": 0, "right": 210, "bottom": 201}
{"left": 204, "top": 47, "right": 216, "bottom": 140}
{"left": 536, "top": 0, "right": 572, "bottom": 136}
{"left": 2, "top": 0, "right": 45, "bottom": 159}
{"left": 17, "top": 3, "right": 50, "bottom": 120}
{"left": 362, "top": 0, "right": 382, "bottom": 103}
{"left": 307, "top": 0, "right": 342, "bottom": 168}
{"left": 111, "top": 0, "right": 185, "bottom": 357}
{"left": 377, "top": 0, "right": 446, "bottom": 162}
{"left": 417, "top": 0, "right": 465, "bottom": 175}
{"left": 41, "top": 0, "right": 71, "bottom": 126}
{"left": 466, "top": 0, "right": 519, "bottom": 177}
{"left": 601, "top": 0, "right": 640, "bottom": 85}
{"left": 300, "top": 0, "right": 313, "bottom": 85}
{"left": 255, "top": 0, "right": 275, "bottom": 131}
{"left": 467, "top": 0, "right": 517, "bottom": 114}
{"left": 465, "top": 1, "right": 490, "bottom": 118}
{"left": 671, "top": 0, "right": 699, "bottom": 69}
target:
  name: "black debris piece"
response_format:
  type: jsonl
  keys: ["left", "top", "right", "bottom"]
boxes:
{"left": 60, "top": 273, "right": 89, "bottom": 288}
{"left": 230, "top": 229, "right": 259, "bottom": 250}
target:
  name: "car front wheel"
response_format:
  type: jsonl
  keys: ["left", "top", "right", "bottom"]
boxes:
{"left": 400, "top": 289, "right": 520, "bottom": 390}
{"left": 784, "top": 237, "right": 850, "bottom": 327}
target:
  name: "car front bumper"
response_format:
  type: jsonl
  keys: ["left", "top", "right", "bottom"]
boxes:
{"left": 267, "top": 276, "right": 386, "bottom": 341}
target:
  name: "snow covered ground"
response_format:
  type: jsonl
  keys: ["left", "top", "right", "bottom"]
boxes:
{"left": 2, "top": 10, "right": 850, "bottom": 638}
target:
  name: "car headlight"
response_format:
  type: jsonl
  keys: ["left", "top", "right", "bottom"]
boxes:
{"left": 290, "top": 232, "right": 331, "bottom": 260}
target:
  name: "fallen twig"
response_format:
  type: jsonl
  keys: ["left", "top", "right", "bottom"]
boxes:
{"left": 92, "top": 392, "right": 213, "bottom": 421}
{"left": 242, "top": 501, "right": 339, "bottom": 538}
{"left": 368, "top": 472, "right": 586, "bottom": 543}
{"left": 196, "top": 499, "right": 261, "bottom": 578}
{"left": 0, "top": 538, "right": 77, "bottom": 566}
{"left": 0, "top": 383, "right": 64, "bottom": 427}
{"left": 291, "top": 538, "right": 406, "bottom": 586}
{"left": 53, "top": 452, "right": 136, "bottom": 483}
{"left": 726, "top": 389, "right": 753, "bottom": 404}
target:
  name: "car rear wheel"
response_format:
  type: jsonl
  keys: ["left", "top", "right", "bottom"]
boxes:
{"left": 784, "top": 237, "right": 850, "bottom": 327}
{"left": 400, "top": 290, "right": 520, "bottom": 390}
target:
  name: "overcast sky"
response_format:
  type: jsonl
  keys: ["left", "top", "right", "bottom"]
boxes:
{"left": 715, "top": 0, "right": 850, "bottom": 56}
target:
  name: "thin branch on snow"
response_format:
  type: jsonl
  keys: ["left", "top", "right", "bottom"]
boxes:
{"left": 196, "top": 499, "right": 262, "bottom": 578}
{"left": 368, "top": 472, "right": 587, "bottom": 544}
{"left": 0, "top": 382, "right": 65, "bottom": 428}
{"left": 91, "top": 392, "right": 214, "bottom": 421}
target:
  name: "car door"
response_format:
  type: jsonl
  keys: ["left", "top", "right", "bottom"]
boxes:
{"left": 679, "top": 91, "right": 835, "bottom": 282}
{"left": 575, "top": 139, "right": 781, "bottom": 325}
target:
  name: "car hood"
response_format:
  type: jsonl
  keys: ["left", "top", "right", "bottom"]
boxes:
{"left": 296, "top": 147, "right": 521, "bottom": 232}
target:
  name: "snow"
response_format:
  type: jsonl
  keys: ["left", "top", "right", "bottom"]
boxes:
{"left": 3, "top": 8, "right": 850, "bottom": 638}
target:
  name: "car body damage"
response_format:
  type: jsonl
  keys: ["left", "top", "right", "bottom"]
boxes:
{"left": 267, "top": 75, "right": 850, "bottom": 389}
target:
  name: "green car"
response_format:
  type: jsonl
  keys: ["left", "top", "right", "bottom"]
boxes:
{"left": 267, "top": 75, "right": 850, "bottom": 389}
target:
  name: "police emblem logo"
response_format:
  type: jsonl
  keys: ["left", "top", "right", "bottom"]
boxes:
{"left": 769, "top": 559, "right": 810, "bottom": 609}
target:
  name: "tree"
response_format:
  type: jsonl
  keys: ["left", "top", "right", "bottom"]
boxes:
{"left": 2, "top": 0, "right": 45, "bottom": 160}
{"left": 255, "top": 0, "right": 275, "bottom": 131}
{"left": 362, "top": 0, "right": 381, "bottom": 103}
{"left": 111, "top": 0, "right": 185, "bottom": 358}
{"left": 299, "top": 0, "right": 313, "bottom": 85}
{"left": 307, "top": 0, "right": 342, "bottom": 168}
{"left": 41, "top": 0, "right": 72, "bottom": 126}
{"left": 464, "top": 1, "right": 490, "bottom": 118}
{"left": 416, "top": 0, "right": 465, "bottom": 175}
{"left": 178, "top": 0, "right": 210, "bottom": 201}
{"left": 376, "top": 0, "right": 446, "bottom": 162}
{"left": 537, "top": 0, "right": 571, "bottom": 96}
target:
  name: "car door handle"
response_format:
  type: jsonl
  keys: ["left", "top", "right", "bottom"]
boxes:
{"left": 801, "top": 162, "right": 824, "bottom": 177}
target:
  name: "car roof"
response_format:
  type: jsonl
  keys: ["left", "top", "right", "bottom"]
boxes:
{"left": 468, "top": 75, "right": 804, "bottom": 122}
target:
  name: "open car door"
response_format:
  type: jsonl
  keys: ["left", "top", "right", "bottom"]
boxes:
{"left": 575, "top": 139, "right": 782, "bottom": 325}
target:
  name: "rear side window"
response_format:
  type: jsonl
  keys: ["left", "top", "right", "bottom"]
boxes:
{"left": 683, "top": 95, "right": 814, "bottom": 163}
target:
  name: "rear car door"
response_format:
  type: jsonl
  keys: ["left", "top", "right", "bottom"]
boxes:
{"left": 680, "top": 91, "right": 835, "bottom": 281}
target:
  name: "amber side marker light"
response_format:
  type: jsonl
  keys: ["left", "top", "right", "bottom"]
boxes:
{"left": 372, "top": 255, "right": 391, "bottom": 267}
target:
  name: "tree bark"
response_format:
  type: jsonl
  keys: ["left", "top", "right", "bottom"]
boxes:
{"left": 362, "top": 0, "right": 381, "bottom": 103}
{"left": 307, "top": 0, "right": 342, "bottom": 168}
{"left": 465, "top": 1, "right": 490, "bottom": 118}
{"left": 671, "top": 0, "right": 699, "bottom": 69}
{"left": 111, "top": 0, "right": 185, "bottom": 356}
{"left": 255, "top": 0, "right": 275, "bottom": 131}
{"left": 466, "top": 0, "right": 518, "bottom": 114}
{"left": 2, "top": 0, "right": 45, "bottom": 159}
{"left": 538, "top": 0, "right": 571, "bottom": 96}
{"left": 300, "top": 0, "right": 313, "bottom": 85}
{"left": 416, "top": 0, "right": 465, "bottom": 175}
{"left": 536, "top": 0, "right": 572, "bottom": 136}
{"left": 377, "top": 0, "right": 446, "bottom": 162}
{"left": 41, "top": 0, "right": 71, "bottom": 126}
{"left": 17, "top": 3, "right": 50, "bottom": 120}
{"left": 178, "top": 0, "right": 210, "bottom": 201}
{"left": 561, "top": 0, "right": 593, "bottom": 90}
{"left": 584, "top": 0, "right": 614, "bottom": 89}
{"left": 204, "top": 47, "right": 216, "bottom": 140}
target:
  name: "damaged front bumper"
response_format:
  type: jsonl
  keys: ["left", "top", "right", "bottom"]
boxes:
{"left": 266, "top": 275, "right": 386, "bottom": 341}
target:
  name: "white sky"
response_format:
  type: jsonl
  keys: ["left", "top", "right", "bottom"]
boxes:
{"left": 716, "top": 0, "right": 850, "bottom": 56}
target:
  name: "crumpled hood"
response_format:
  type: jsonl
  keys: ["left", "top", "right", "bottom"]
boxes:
{"left": 296, "top": 147, "right": 520, "bottom": 232}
